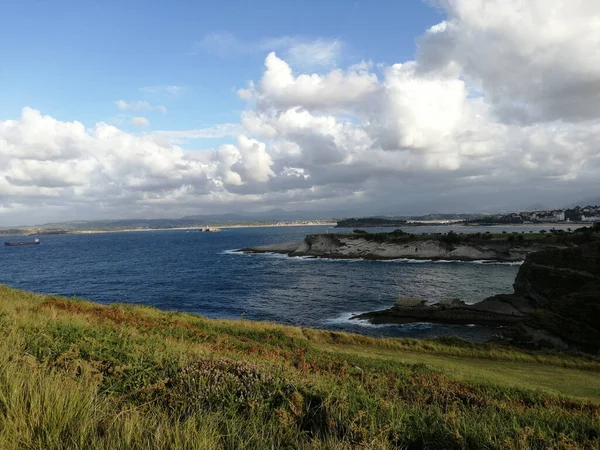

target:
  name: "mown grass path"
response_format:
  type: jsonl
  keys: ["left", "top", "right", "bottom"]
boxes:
{"left": 326, "top": 345, "right": 600, "bottom": 402}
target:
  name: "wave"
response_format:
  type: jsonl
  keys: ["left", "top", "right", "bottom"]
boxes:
{"left": 221, "top": 250, "right": 362, "bottom": 262}
{"left": 324, "top": 312, "right": 435, "bottom": 329}
{"left": 221, "top": 249, "right": 246, "bottom": 255}
{"left": 469, "top": 260, "right": 523, "bottom": 266}
{"left": 225, "top": 250, "right": 523, "bottom": 265}
{"left": 383, "top": 258, "right": 522, "bottom": 266}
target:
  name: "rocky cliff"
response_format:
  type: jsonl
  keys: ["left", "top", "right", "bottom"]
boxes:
{"left": 242, "top": 233, "right": 554, "bottom": 262}
{"left": 505, "top": 241, "right": 600, "bottom": 352}
{"left": 512, "top": 242, "right": 600, "bottom": 307}
{"left": 353, "top": 239, "right": 600, "bottom": 352}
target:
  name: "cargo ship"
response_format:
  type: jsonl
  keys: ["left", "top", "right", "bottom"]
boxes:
{"left": 4, "top": 238, "right": 40, "bottom": 247}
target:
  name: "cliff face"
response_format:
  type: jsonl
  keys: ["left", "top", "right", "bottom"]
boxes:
{"left": 507, "top": 241, "right": 600, "bottom": 352}
{"left": 304, "top": 234, "right": 536, "bottom": 261}
{"left": 352, "top": 240, "right": 600, "bottom": 353}
{"left": 512, "top": 242, "right": 600, "bottom": 307}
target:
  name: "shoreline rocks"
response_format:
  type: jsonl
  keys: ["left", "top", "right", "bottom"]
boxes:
{"left": 351, "top": 295, "right": 533, "bottom": 327}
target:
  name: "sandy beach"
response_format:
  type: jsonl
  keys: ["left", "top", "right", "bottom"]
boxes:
{"left": 71, "top": 222, "right": 336, "bottom": 234}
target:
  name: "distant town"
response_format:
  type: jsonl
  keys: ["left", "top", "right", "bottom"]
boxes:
{"left": 335, "top": 205, "right": 600, "bottom": 228}
{"left": 464, "top": 205, "right": 600, "bottom": 225}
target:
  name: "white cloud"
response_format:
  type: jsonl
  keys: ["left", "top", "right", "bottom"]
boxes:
{"left": 149, "top": 123, "right": 241, "bottom": 143}
{"left": 195, "top": 32, "right": 343, "bottom": 68}
{"left": 3, "top": 2, "right": 600, "bottom": 224}
{"left": 131, "top": 117, "right": 150, "bottom": 127}
{"left": 0, "top": 108, "right": 281, "bottom": 224}
{"left": 115, "top": 100, "right": 150, "bottom": 111}
{"left": 238, "top": 52, "right": 378, "bottom": 112}
{"left": 115, "top": 100, "right": 167, "bottom": 114}
{"left": 284, "top": 39, "right": 342, "bottom": 68}
{"left": 418, "top": 0, "right": 600, "bottom": 123}
{"left": 370, "top": 61, "right": 471, "bottom": 151}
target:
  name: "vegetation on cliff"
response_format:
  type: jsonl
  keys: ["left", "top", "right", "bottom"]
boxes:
{"left": 0, "top": 286, "right": 599, "bottom": 449}
{"left": 335, "top": 214, "right": 473, "bottom": 227}
{"left": 337, "top": 226, "right": 599, "bottom": 246}
{"left": 335, "top": 218, "right": 408, "bottom": 228}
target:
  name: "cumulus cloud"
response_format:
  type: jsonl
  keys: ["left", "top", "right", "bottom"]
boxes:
{"left": 2, "top": 1, "right": 600, "bottom": 224}
{"left": 131, "top": 117, "right": 150, "bottom": 127}
{"left": 0, "top": 109, "right": 280, "bottom": 224}
{"left": 238, "top": 52, "right": 377, "bottom": 112}
{"left": 418, "top": 0, "right": 600, "bottom": 123}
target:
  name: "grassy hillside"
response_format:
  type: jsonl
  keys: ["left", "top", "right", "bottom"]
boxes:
{"left": 0, "top": 286, "right": 599, "bottom": 449}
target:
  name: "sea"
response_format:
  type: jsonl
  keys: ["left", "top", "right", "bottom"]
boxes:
{"left": 0, "top": 223, "right": 583, "bottom": 341}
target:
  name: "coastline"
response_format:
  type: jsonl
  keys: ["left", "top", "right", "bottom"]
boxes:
{"left": 463, "top": 223, "right": 587, "bottom": 227}
{"left": 5, "top": 221, "right": 588, "bottom": 237}
{"left": 70, "top": 222, "right": 336, "bottom": 234}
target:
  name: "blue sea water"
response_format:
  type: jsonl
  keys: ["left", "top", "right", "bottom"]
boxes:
{"left": 0, "top": 224, "right": 564, "bottom": 340}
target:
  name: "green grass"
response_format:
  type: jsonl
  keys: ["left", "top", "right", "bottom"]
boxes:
{"left": 0, "top": 285, "right": 598, "bottom": 449}
{"left": 329, "top": 345, "right": 600, "bottom": 401}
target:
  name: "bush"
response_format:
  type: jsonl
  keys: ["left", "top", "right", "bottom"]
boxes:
{"left": 440, "top": 230, "right": 463, "bottom": 245}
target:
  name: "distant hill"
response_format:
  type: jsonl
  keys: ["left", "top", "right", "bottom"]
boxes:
{"left": 335, "top": 213, "right": 478, "bottom": 227}
{"left": 566, "top": 198, "right": 600, "bottom": 209}
{"left": 0, "top": 211, "right": 335, "bottom": 233}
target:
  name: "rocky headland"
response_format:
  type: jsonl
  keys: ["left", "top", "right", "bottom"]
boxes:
{"left": 242, "top": 226, "right": 600, "bottom": 351}
{"left": 353, "top": 234, "right": 600, "bottom": 353}
{"left": 241, "top": 230, "right": 573, "bottom": 262}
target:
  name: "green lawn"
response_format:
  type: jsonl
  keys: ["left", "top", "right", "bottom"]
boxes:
{"left": 0, "top": 285, "right": 598, "bottom": 449}
{"left": 328, "top": 345, "right": 600, "bottom": 402}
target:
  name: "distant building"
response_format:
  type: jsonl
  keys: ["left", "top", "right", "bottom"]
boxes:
{"left": 581, "top": 215, "right": 600, "bottom": 222}
{"left": 537, "top": 210, "right": 565, "bottom": 222}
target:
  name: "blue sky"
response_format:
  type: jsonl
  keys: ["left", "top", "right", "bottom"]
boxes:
{"left": 0, "top": 0, "right": 441, "bottom": 143}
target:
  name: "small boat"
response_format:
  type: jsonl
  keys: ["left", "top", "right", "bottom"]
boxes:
{"left": 4, "top": 238, "right": 40, "bottom": 247}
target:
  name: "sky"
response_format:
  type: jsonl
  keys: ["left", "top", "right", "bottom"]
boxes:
{"left": 1, "top": 0, "right": 600, "bottom": 225}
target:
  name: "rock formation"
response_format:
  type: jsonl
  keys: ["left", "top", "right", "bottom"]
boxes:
{"left": 353, "top": 239, "right": 600, "bottom": 352}
{"left": 241, "top": 233, "right": 556, "bottom": 262}
{"left": 504, "top": 241, "right": 600, "bottom": 352}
